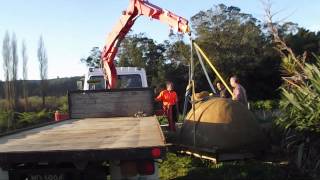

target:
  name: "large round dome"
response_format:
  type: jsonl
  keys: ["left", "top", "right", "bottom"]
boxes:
{"left": 179, "top": 98, "right": 265, "bottom": 151}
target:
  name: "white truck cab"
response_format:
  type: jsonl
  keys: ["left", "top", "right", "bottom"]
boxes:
{"left": 83, "top": 67, "right": 148, "bottom": 90}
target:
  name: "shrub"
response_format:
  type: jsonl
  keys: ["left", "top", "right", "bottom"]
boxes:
{"left": 277, "top": 59, "right": 320, "bottom": 133}
{"left": 159, "top": 153, "right": 193, "bottom": 180}
{"left": 0, "top": 99, "right": 6, "bottom": 110}
{"left": 58, "top": 103, "right": 68, "bottom": 113}
{"left": 266, "top": 16, "right": 320, "bottom": 178}
{"left": 23, "top": 96, "right": 68, "bottom": 112}
{"left": 0, "top": 111, "right": 14, "bottom": 132}
{"left": 17, "top": 112, "right": 39, "bottom": 128}
{"left": 16, "top": 110, "right": 52, "bottom": 128}
{"left": 157, "top": 114, "right": 184, "bottom": 125}
{"left": 276, "top": 58, "right": 320, "bottom": 177}
{"left": 159, "top": 153, "right": 307, "bottom": 180}
{"left": 0, "top": 111, "right": 9, "bottom": 132}
{"left": 157, "top": 116, "right": 168, "bottom": 125}
{"left": 250, "top": 100, "right": 280, "bottom": 124}
{"left": 250, "top": 100, "right": 279, "bottom": 111}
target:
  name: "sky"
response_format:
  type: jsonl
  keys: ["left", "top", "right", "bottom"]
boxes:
{"left": 0, "top": 0, "right": 319, "bottom": 81}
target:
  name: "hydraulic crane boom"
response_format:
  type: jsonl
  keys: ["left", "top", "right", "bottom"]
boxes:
{"left": 101, "top": 0, "right": 190, "bottom": 89}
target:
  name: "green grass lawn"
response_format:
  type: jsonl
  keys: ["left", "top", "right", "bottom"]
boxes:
{"left": 159, "top": 153, "right": 311, "bottom": 180}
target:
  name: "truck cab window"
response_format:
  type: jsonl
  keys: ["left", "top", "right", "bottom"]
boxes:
{"left": 88, "top": 76, "right": 106, "bottom": 90}
{"left": 117, "top": 74, "right": 142, "bottom": 88}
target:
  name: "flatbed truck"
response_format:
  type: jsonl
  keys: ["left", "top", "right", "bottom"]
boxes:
{"left": 0, "top": 68, "right": 165, "bottom": 180}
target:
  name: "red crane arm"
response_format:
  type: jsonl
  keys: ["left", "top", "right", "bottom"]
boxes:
{"left": 101, "top": 0, "right": 190, "bottom": 89}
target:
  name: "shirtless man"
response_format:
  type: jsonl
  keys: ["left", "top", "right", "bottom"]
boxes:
{"left": 230, "top": 76, "right": 248, "bottom": 106}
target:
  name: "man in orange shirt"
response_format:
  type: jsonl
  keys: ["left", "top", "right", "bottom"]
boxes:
{"left": 155, "top": 81, "right": 179, "bottom": 131}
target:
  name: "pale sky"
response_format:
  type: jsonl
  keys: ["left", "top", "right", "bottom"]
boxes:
{"left": 0, "top": 0, "right": 319, "bottom": 80}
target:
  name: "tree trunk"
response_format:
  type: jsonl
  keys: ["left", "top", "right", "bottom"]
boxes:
{"left": 41, "top": 80, "right": 46, "bottom": 108}
{"left": 13, "top": 80, "right": 18, "bottom": 111}
{"left": 23, "top": 80, "right": 28, "bottom": 111}
{"left": 4, "top": 81, "right": 9, "bottom": 110}
{"left": 42, "top": 94, "right": 45, "bottom": 108}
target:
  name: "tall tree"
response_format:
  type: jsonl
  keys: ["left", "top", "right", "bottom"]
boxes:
{"left": 116, "top": 33, "right": 167, "bottom": 87}
{"left": 190, "top": 4, "right": 282, "bottom": 99}
{"left": 117, "top": 34, "right": 146, "bottom": 68}
{"left": 11, "top": 33, "right": 18, "bottom": 110}
{"left": 37, "top": 36, "right": 48, "bottom": 108}
{"left": 164, "top": 39, "right": 190, "bottom": 66}
{"left": 2, "top": 31, "right": 12, "bottom": 110}
{"left": 21, "top": 40, "right": 28, "bottom": 111}
{"left": 284, "top": 28, "right": 320, "bottom": 62}
{"left": 80, "top": 47, "right": 101, "bottom": 68}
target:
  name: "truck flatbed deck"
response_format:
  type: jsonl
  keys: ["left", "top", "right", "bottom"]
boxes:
{"left": 0, "top": 116, "right": 165, "bottom": 164}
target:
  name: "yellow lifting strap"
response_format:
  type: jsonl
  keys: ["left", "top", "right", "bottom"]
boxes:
{"left": 193, "top": 42, "right": 233, "bottom": 96}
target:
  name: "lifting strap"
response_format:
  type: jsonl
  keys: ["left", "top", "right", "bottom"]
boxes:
{"left": 181, "top": 39, "right": 197, "bottom": 146}
{"left": 182, "top": 65, "right": 191, "bottom": 119}
{"left": 193, "top": 43, "right": 233, "bottom": 96}
{"left": 195, "top": 46, "right": 217, "bottom": 94}
{"left": 182, "top": 38, "right": 193, "bottom": 120}
{"left": 182, "top": 41, "right": 233, "bottom": 147}
{"left": 189, "top": 40, "right": 197, "bottom": 147}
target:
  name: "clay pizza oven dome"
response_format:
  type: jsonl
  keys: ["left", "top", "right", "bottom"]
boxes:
{"left": 180, "top": 98, "right": 265, "bottom": 151}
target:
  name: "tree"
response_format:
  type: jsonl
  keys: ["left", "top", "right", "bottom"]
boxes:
{"left": 80, "top": 47, "right": 101, "bottom": 68}
{"left": 164, "top": 39, "right": 190, "bottom": 66}
{"left": 116, "top": 33, "right": 167, "bottom": 87}
{"left": 284, "top": 28, "right": 320, "bottom": 62}
{"left": 117, "top": 35, "right": 145, "bottom": 68}
{"left": 11, "top": 33, "right": 18, "bottom": 110}
{"left": 37, "top": 36, "right": 48, "bottom": 108}
{"left": 21, "top": 40, "right": 28, "bottom": 111}
{"left": 2, "top": 31, "right": 12, "bottom": 110}
{"left": 190, "top": 4, "right": 282, "bottom": 99}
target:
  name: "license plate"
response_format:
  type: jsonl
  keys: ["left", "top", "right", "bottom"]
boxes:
{"left": 27, "top": 174, "right": 65, "bottom": 180}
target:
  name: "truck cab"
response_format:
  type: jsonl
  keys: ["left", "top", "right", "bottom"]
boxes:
{"left": 83, "top": 67, "right": 148, "bottom": 90}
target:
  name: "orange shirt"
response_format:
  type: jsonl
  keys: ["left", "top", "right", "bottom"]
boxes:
{"left": 156, "top": 90, "right": 178, "bottom": 106}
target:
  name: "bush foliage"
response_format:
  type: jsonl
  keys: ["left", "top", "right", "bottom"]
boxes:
{"left": 0, "top": 96, "right": 67, "bottom": 133}
{"left": 16, "top": 110, "right": 52, "bottom": 128}
{"left": 159, "top": 153, "right": 309, "bottom": 180}
{"left": 277, "top": 57, "right": 320, "bottom": 132}
{"left": 250, "top": 100, "right": 279, "bottom": 111}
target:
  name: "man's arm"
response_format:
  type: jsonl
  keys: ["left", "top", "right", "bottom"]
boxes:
{"left": 155, "top": 91, "right": 164, "bottom": 102}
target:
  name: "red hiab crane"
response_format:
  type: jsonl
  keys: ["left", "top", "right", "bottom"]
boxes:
{"left": 101, "top": 0, "right": 190, "bottom": 89}
{"left": 100, "top": 0, "right": 267, "bottom": 163}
